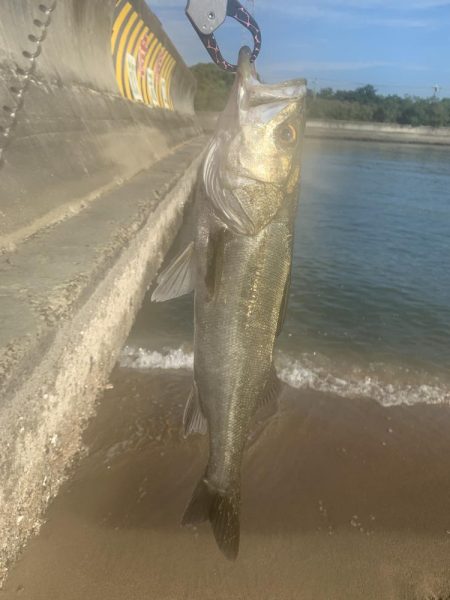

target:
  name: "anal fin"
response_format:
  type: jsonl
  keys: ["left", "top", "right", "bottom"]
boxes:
{"left": 151, "top": 242, "right": 195, "bottom": 303}
{"left": 257, "top": 365, "right": 282, "bottom": 411}
{"left": 248, "top": 366, "right": 282, "bottom": 448}
{"left": 183, "top": 381, "right": 207, "bottom": 437}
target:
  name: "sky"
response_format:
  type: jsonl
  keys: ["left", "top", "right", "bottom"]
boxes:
{"left": 147, "top": 0, "right": 450, "bottom": 97}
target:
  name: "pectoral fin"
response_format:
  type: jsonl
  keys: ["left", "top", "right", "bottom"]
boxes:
{"left": 151, "top": 242, "right": 195, "bottom": 303}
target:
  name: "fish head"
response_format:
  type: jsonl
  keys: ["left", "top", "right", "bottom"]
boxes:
{"left": 204, "top": 47, "right": 307, "bottom": 235}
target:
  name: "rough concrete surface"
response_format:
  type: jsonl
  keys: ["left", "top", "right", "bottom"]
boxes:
{"left": 0, "top": 0, "right": 199, "bottom": 246}
{"left": 0, "top": 135, "right": 207, "bottom": 583}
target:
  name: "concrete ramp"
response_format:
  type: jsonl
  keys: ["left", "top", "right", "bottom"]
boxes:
{"left": 0, "top": 0, "right": 205, "bottom": 581}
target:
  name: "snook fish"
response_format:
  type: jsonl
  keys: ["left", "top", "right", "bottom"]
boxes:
{"left": 152, "top": 47, "right": 306, "bottom": 559}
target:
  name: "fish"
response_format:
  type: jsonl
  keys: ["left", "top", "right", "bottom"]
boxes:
{"left": 152, "top": 46, "right": 307, "bottom": 559}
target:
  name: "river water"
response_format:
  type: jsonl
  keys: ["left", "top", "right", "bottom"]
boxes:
{"left": 4, "top": 139, "right": 450, "bottom": 600}
{"left": 122, "top": 138, "right": 450, "bottom": 407}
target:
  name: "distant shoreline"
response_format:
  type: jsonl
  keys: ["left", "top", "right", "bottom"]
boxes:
{"left": 197, "top": 112, "right": 450, "bottom": 146}
{"left": 306, "top": 119, "right": 450, "bottom": 146}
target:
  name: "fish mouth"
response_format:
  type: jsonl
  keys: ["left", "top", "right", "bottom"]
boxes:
{"left": 237, "top": 45, "right": 307, "bottom": 105}
{"left": 237, "top": 46, "right": 256, "bottom": 81}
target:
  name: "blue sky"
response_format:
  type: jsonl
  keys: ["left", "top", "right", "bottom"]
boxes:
{"left": 148, "top": 0, "right": 450, "bottom": 97}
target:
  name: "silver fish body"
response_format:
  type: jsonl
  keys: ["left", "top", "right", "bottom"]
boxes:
{"left": 194, "top": 193, "right": 294, "bottom": 494}
{"left": 152, "top": 47, "right": 306, "bottom": 559}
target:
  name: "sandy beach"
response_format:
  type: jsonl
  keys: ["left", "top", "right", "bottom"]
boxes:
{"left": 2, "top": 367, "right": 450, "bottom": 599}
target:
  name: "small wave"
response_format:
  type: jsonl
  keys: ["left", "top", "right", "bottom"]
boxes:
{"left": 120, "top": 346, "right": 193, "bottom": 370}
{"left": 119, "top": 346, "right": 450, "bottom": 407}
{"left": 275, "top": 354, "right": 450, "bottom": 407}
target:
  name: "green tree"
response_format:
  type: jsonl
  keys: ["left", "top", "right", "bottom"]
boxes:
{"left": 190, "top": 63, "right": 450, "bottom": 127}
{"left": 190, "top": 63, "right": 234, "bottom": 111}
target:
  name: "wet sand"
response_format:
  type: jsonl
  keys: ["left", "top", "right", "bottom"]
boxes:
{"left": 2, "top": 367, "right": 450, "bottom": 600}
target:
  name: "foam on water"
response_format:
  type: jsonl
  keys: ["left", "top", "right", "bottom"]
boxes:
{"left": 119, "top": 346, "right": 450, "bottom": 407}
{"left": 120, "top": 346, "right": 193, "bottom": 370}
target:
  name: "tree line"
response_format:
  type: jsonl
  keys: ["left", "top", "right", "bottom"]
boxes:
{"left": 190, "top": 63, "right": 450, "bottom": 127}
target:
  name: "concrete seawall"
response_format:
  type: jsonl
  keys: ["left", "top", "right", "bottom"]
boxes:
{"left": 307, "top": 119, "right": 450, "bottom": 145}
{"left": 0, "top": 0, "right": 205, "bottom": 580}
{"left": 0, "top": 0, "right": 200, "bottom": 249}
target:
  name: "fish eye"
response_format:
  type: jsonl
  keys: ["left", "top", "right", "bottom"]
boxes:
{"left": 276, "top": 123, "right": 298, "bottom": 146}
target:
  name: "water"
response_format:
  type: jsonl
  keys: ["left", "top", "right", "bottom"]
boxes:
{"left": 123, "top": 139, "right": 450, "bottom": 406}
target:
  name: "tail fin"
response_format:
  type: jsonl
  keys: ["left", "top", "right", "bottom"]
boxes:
{"left": 182, "top": 478, "right": 240, "bottom": 560}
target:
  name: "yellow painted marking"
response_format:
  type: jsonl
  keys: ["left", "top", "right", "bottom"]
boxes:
{"left": 133, "top": 26, "right": 149, "bottom": 60}
{"left": 155, "top": 46, "right": 166, "bottom": 108}
{"left": 124, "top": 17, "right": 144, "bottom": 99}
{"left": 141, "top": 34, "right": 158, "bottom": 104}
{"left": 136, "top": 31, "right": 154, "bottom": 104}
{"left": 111, "top": 2, "right": 131, "bottom": 55}
{"left": 147, "top": 40, "right": 163, "bottom": 106}
{"left": 162, "top": 52, "right": 175, "bottom": 109}
{"left": 160, "top": 51, "right": 173, "bottom": 109}
{"left": 133, "top": 26, "right": 151, "bottom": 102}
{"left": 111, "top": 5, "right": 179, "bottom": 110}
{"left": 116, "top": 11, "right": 138, "bottom": 97}
{"left": 160, "top": 51, "right": 171, "bottom": 81}
{"left": 155, "top": 48, "right": 167, "bottom": 107}
{"left": 166, "top": 58, "right": 176, "bottom": 110}
{"left": 142, "top": 35, "right": 158, "bottom": 104}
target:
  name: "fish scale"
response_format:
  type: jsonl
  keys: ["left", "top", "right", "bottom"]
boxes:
{"left": 196, "top": 215, "right": 292, "bottom": 488}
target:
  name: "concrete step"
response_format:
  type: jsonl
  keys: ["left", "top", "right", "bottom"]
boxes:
{"left": 0, "top": 134, "right": 207, "bottom": 581}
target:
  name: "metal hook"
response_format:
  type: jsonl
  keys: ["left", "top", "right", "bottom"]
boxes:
{"left": 186, "top": 0, "right": 261, "bottom": 72}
